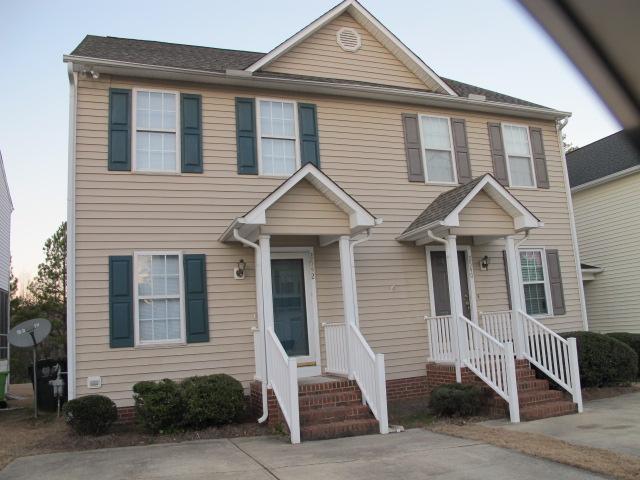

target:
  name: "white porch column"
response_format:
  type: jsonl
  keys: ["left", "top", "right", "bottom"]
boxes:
{"left": 445, "top": 235, "right": 468, "bottom": 377}
{"left": 339, "top": 235, "right": 356, "bottom": 379}
{"left": 505, "top": 236, "right": 526, "bottom": 358}
{"left": 259, "top": 235, "right": 274, "bottom": 331}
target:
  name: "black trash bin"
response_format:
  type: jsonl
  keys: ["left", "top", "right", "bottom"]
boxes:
{"left": 28, "top": 359, "right": 67, "bottom": 411}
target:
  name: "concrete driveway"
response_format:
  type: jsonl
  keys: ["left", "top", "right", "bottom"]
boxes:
{"left": 0, "top": 429, "right": 604, "bottom": 480}
{"left": 487, "top": 391, "right": 640, "bottom": 457}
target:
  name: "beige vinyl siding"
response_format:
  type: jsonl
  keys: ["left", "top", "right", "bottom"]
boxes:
{"left": 573, "top": 172, "right": 640, "bottom": 333}
{"left": 74, "top": 74, "right": 582, "bottom": 405}
{"left": 264, "top": 13, "right": 432, "bottom": 91}
{"left": 263, "top": 180, "right": 350, "bottom": 235}
{"left": 454, "top": 191, "right": 516, "bottom": 236}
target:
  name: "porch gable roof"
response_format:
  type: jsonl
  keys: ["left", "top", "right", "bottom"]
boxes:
{"left": 397, "top": 174, "right": 542, "bottom": 242}
{"left": 220, "top": 163, "right": 381, "bottom": 242}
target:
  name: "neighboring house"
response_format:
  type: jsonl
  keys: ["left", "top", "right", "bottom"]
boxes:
{"left": 0, "top": 151, "right": 13, "bottom": 376}
{"left": 64, "top": 0, "right": 587, "bottom": 442}
{"left": 568, "top": 131, "right": 640, "bottom": 333}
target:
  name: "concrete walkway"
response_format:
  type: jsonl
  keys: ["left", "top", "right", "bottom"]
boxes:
{"left": 0, "top": 429, "right": 604, "bottom": 480}
{"left": 485, "top": 391, "right": 640, "bottom": 457}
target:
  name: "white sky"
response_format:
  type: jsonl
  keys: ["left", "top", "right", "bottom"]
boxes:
{"left": 0, "top": 0, "right": 620, "bottom": 286}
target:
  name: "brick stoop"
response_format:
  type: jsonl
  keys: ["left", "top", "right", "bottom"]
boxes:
{"left": 426, "top": 360, "right": 578, "bottom": 421}
{"left": 251, "top": 377, "right": 379, "bottom": 441}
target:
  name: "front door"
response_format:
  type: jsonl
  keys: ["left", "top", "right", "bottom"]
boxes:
{"left": 270, "top": 249, "right": 321, "bottom": 376}
{"left": 430, "top": 251, "right": 472, "bottom": 319}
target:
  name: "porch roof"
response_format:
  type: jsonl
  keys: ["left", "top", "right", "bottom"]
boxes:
{"left": 397, "top": 174, "right": 542, "bottom": 242}
{"left": 220, "top": 163, "right": 381, "bottom": 242}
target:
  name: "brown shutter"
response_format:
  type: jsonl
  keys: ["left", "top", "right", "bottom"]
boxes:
{"left": 488, "top": 122, "right": 509, "bottom": 186}
{"left": 502, "top": 250, "right": 512, "bottom": 310}
{"left": 529, "top": 127, "right": 550, "bottom": 189}
{"left": 401, "top": 113, "right": 425, "bottom": 182}
{"left": 451, "top": 118, "right": 472, "bottom": 184}
{"left": 546, "top": 249, "right": 566, "bottom": 315}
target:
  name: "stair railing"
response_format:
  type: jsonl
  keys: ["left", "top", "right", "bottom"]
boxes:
{"left": 459, "top": 314, "right": 520, "bottom": 423}
{"left": 517, "top": 310, "right": 583, "bottom": 412}
{"left": 479, "top": 311, "right": 514, "bottom": 344}
{"left": 265, "top": 328, "right": 300, "bottom": 443}
{"left": 425, "top": 315, "right": 456, "bottom": 362}
{"left": 322, "top": 322, "right": 349, "bottom": 376}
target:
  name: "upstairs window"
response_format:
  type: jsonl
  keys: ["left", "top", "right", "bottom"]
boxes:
{"left": 134, "top": 90, "right": 179, "bottom": 172}
{"left": 502, "top": 124, "right": 535, "bottom": 187}
{"left": 519, "top": 249, "right": 551, "bottom": 316}
{"left": 420, "top": 115, "right": 457, "bottom": 183}
{"left": 258, "top": 100, "right": 299, "bottom": 176}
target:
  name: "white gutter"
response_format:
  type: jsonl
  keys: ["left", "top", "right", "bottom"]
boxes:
{"left": 349, "top": 229, "right": 371, "bottom": 326}
{"left": 62, "top": 55, "right": 570, "bottom": 122}
{"left": 233, "top": 228, "right": 269, "bottom": 424}
{"left": 557, "top": 120, "right": 589, "bottom": 331}
{"left": 66, "top": 63, "right": 78, "bottom": 399}
{"left": 571, "top": 164, "right": 640, "bottom": 193}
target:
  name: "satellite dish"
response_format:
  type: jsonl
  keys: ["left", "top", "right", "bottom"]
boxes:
{"left": 9, "top": 319, "right": 52, "bottom": 347}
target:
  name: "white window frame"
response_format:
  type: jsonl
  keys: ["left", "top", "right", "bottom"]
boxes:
{"left": 501, "top": 123, "right": 537, "bottom": 189}
{"left": 133, "top": 251, "right": 186, "bottom": 346}
{"left": 256, "top": 97, "right": 301, "bottom": 177}
{"left": 131, "top": 88, "right": 181, "bottom": 174}
{"left": 517, "top": 247, "right": 553, "bottom": 317}
{"left": 418, "top": 114, "right": 458, "bottom": 185}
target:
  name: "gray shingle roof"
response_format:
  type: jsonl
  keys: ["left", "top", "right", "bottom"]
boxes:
{"left": 402, "top": 175, "right": 486, "bottom": 234}
{"left": 69, "top": 35, "right": 547, "bottom": 109}
{"left": 566, "top": 130, "right": 639, "bottom": 187}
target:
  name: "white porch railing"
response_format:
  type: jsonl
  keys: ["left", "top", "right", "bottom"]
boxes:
{"left": 479, "top": 311, "right": 514, "bottom": 344}
{"left": 518, "top": 310, "right": 583, "bottom": 412}
{"left": 426, "top": 315, "right": 456, "bottom": 362}
{"left": 323, "top": 323, "right": 349, "bottom": 376}
{"left": 265, "top": 328, "right": 300, "bottom": 444}
{"left": 460, "top": 315, "right": 520, "bottom": 423}
{"left": 323, "top": 322, "right": 389, "bottom": 434}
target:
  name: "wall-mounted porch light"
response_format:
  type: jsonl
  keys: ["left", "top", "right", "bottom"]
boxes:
{"left": 480, "top": 255, "right": 490, "bottom": 271}
{"left": 234, "top": 259, "right": 247, "bottom": 280}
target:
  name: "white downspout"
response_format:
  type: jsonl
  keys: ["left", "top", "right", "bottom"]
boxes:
{"left": 66, "top": 64, "right": 78, "bottom": 400}
{"left": 349, "top": 229, "right": 371, "bottom": 326}
{"left": 233, "top": 229, "right": 269, "bottom": 424}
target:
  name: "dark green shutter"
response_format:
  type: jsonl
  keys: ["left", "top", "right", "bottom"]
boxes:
{"left": 181, "top": 94, "right": 203, "bottom": 173}
{"left": 184, "top": 254, "right": 210, "bottom": 343}
{"left": 109, "top": 256, "right": 133, "bottom": 347}
{"left": 235, "top": 98, "right": 257, "bottom": 174}
{"left": 298, "top": 103, "right": 320, "bottom": 168}
{"left": 546, "top": 249, "right": 566, "bottom": 315}
{"left": 108, "top": 88, "right": 131, "bottom": 171}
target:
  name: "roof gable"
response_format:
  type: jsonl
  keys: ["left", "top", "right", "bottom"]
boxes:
{"left": 246, "top": 0, "right": 456, "bottom": 95}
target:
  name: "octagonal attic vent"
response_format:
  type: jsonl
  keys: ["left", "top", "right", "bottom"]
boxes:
{"left": 337, "top": 27, "right": 362, "bottom": 52}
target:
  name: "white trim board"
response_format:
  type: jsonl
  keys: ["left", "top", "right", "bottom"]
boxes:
{"left": 244, "top": 0, "right": 457, "bottom": 96}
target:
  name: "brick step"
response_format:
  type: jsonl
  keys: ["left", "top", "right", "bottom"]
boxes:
{"left": 488, "top": 389, "right": 565, "bottom": 410}
{"left": 298, "top": 390, "right": 363, "bottom": 411}
{"left": 300, "top": 404, "right": 372, "bottom": 425}
{"left": 301, "top": 418, "right": 379, "bottom": 441}
{"left": 517, "top": 378, "right": 550, "bottom": 392}
{"left": 298, "top": 382, "right": 358, "bottom": 397}
{"left": 515, "top": 368, "right": 536, "bottom": 380}
{"left": 520, "top": 400, "right": 578, "bottom": 421}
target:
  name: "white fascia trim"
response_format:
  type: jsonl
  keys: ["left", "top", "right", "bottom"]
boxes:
{"left": 245, "top": 0, "right": 456, "bottom": 96}
{"left": 395, "top": 221, "right": 445, "bottom": 242}
{"left": 444, "top": 175, "right": 541, "bottom": 230}
{"left": 0, "top": 152, "right": 13, "bottom": 211}
{"left": 570, "top": 165, "right": 640, "bottom": 193}
{"left": 66, "top": 63, "right": 78, "bottom": 399}
{"left": 220, "top": 164, "right": 378, "bottom": 242}
{"left": 63, "top": 55, "right": 569, "bottom": 121}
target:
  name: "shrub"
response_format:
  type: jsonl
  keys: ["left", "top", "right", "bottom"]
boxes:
{"left": 181, "top": 374, "right": 245, "bottom": 429}
{"left": 561, "top": 331, "right": 638, "bottom": 387}
{"left": 607, "top": 332, "right": 640, "bottom": 378}
{"left": 63, "top": 395, "right": 118, "bottom": 435}
{"left": 133, "top": 379, "right": 184, "bottom": 433}
{"left": 429, "top": 383, "right": 483, "bottom": 417}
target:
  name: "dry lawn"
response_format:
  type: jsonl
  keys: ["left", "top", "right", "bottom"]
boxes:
{"left": 430, "top": 422, "right": 640, "bottom": 480}
{"left": 0, "top": 384, "right": 270, "bottom": 471}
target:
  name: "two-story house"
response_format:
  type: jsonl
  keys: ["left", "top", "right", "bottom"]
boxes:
{"left": 0, "top": 151, "right": 13, "bottom": 386}
{"left": 64, "top": 0, "right": 587, "bottom": 442}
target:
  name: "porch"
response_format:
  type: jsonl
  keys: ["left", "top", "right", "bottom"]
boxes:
{"left": 398, "top": 174, "right": 583, "bottom": 423}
